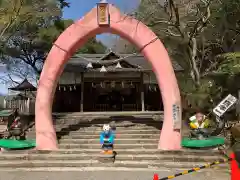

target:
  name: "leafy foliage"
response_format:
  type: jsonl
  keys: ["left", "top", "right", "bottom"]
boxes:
{"left": 0, "top": 0, "right": 62, "bottom": 39}
{"left": 77, "top": 38, "right": 107, "bottom": 54}
{"left": 0, "top": 1, "right": 66, "bottom": 79}
{"left": 129, "top": 0, "right": 240, "bottom": 115}
{"left": 0, "top": 0, "right": 106, "bottom": 85}
{"left": 216, "top": 52, "right": 240, "bottom": 75}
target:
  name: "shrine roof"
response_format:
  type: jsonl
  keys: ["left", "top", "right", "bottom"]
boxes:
{"left": 8, "top": 79, "right": 37, "bottom": 91}
{"left": 64, "top": 51, "right": 184, "bottom": 72}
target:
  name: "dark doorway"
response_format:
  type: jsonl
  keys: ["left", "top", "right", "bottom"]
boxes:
{"left": 53, "top": 85, "right": 81, "bottom": 112}
{"left": 84, "top": 81, "right": 139, "bottom": 112}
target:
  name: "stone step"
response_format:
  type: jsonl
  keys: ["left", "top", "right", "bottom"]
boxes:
{"left": 58, "top": 138, "right": 159, "bottom": 144}
{"left": 59, "top": 134, "right": 160, "bottom": 139}
{"left": 52, "top": 121, "right": 163, "bottom": 127}
{"left": 53, "top": 115, "right": 163, "bottom": 119}
{"left": 52, "top": 112, "right": 163, "bottom": 118}
{"left": 56, "top": 125, "right": 160, "bottom": 130}
{"left": 59, "top": 143, "right": 158, "bottom": 149}
{"left": 4, "top": 148, "right": 224, "bottom": 156}
{"left": 52, "top": 121, "right": 163, "bottom": 126}
{"left": 56, "top": 127, "right": 161, "bottom": 132}
{"left": 27, "top": 130, "right": 161, "bottom": 137}
{"left": 30, "top": 126, "right": 161, "bottom": 133}
{"left": 53, "top": 113, "right": 162, "bottom": 116}
{"left": 33, "top": 121, "right": 162, "bottom": 126}
{"left": 62, "top": 129, "right": 160, "bottom": 134}
{"left": 0, "top": 167, "right": 230, "bottom": 173}
{"left": 56, "top": 128, "right": 160, "bottom": 133}
{"left": 0, "top": 160, "right": 229, "bottom": 170}
{"left": 0, "top": 153, "right": 225, "bottom": 162}
{"left": 0, "top": 165, "right": 231, "bottom": 174}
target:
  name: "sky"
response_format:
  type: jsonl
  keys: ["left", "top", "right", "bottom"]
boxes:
{"left": 0, "top": 0, "right": 140, "bottom": 95}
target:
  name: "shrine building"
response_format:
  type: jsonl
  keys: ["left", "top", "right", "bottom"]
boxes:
{"left": 52, "top": 51, "right": 183, "bottom": 112}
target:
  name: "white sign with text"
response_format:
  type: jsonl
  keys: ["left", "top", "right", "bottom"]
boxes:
{"left": 172, "top": 104, "right": 181, "bottom": 129}
{"left": 213, "top": 94, "right": 238, "bottom": 117}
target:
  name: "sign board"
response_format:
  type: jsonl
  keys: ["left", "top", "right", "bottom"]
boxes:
{"left": 237, "top": 90, "right": 240, "bottom": 116}
{"left": 213, "top": 94, "right": 238, "bottom": 117}
{"left": 97, "top": 3, "right": 110, "bottom": 26}
{"left": 172, "top": 104, "right": 181, "bottom": 129}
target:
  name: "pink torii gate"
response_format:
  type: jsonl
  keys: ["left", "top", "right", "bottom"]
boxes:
{"left": 35, "top": 2, "right": 182, "bottom": 150}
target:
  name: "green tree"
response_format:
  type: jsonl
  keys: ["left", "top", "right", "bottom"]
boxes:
{"left": 0, "top": 0, "right": 69, "bottom": 85}
{"left": 0, "top": 0, "right": 70, "bottom": 40}
{"left": 77, "top": 37, "right": 107, "bottom": 54}
{"left": 108, "top": 36, "right": 138, "bottom": 54}
{"left": 0, "top": 0, "right": 106, "bottom": 85}
{"left": 132, "top": 0, "right": 240, "bottom": 113}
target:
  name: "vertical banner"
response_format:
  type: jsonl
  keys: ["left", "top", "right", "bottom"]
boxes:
{"left": 172, "top": 104, "right": 181, "bottom": 129}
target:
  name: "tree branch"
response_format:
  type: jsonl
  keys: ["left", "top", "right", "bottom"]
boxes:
{"left": 7, "top": 74, "right": 20, "bottom": 85}
{"left": 168, "top": 0, "right": 185, "bottom": 38}
{"left": 0, "top": 0, "right": 24, "bottom": 39}
{"left": 148, "top": 20, "right": 174, "bottom": 27}
{"left": 163, "top": 28, "right": 182, "bottom": 37}
{"left": 189, "top": 37, "right": 200, "bottom": 85}
{"left": 189, "top": 0, "right": 212, "bottom": 41}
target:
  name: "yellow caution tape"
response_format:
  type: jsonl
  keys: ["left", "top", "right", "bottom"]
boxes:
{"left": 159, "top": 158, "right": 231, "bottom": 180}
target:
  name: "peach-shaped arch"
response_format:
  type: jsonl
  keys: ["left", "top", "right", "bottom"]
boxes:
{"left": 35, "top": 4, "right": 182, "bottom": 150}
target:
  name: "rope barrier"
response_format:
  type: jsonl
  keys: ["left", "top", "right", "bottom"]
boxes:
{"left": 154, "top": 148, "right": 233, "bottom": 180}
{"left": 154, "top": 158, "right": 231, "bottom": 180}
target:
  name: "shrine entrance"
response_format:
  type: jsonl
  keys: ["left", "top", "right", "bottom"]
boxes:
{"left": 90, "top": 81, "right": 139, "bottom": 112}
{"left": 35, "top": 1, "right": 182, "bottom": 150}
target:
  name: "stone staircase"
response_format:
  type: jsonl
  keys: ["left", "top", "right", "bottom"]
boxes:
{"left": 0, "top": 114, "right": 230, "bottom": 172}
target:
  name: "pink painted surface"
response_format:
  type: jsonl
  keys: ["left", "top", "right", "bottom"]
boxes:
{"left": 35, "top": 4, "right": 182, "bottom": 150}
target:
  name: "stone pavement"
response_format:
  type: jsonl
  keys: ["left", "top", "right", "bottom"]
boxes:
{"left": 1, "top": 170, "right": 230, "bottom": 180}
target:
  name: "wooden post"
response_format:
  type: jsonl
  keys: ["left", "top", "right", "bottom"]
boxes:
{"left": 80, "top": 72, "right": 84, "bottom": 112}
{"left": 27, "top": 98, "right": 30, "bottom": 114}
{"left": 3, "top": 99, "right": 6, "bottom": 109}
{"left": 140, "top": 72, "right": 145, "bottom": 111}
{"left": 237, "top": 90, "right": 240, "bottom": 120}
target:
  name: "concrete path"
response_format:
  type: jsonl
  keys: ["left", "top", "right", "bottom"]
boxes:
{"left": 1, "top": 169, "right": 230, "bottom": 180}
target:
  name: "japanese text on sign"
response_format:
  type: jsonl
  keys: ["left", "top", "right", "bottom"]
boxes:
{"left": 98, "top": 5, "right": 107, "bottom": 23}
{"left": 172, "top": 104, "right": 181, "bottom": 129}
{"left": 213, "top": 94, "right": 238, "bottom": 117}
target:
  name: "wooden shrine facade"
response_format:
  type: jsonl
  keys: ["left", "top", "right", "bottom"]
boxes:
{"left": 52, "top": 52, "right": 183, "bottom": 112}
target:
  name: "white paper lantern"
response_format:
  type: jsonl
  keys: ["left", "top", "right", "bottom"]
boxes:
{"left": 115, "top": 62, "right": 122, "bottom": 69}
{"left": 86, "top": 62, "right": 93, "bottom": 68}
{"left": 100, "top": 66, "right": 107, "bottom": 72}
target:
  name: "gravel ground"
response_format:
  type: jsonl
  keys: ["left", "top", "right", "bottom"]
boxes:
{"left": 0, "top": 170, "right": 230, "bottom": 180}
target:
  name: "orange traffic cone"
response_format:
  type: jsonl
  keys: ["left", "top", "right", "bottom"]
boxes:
{"left": 231, "top": 153, "right": 240, "bottom": 180}
{"left": 153, "top": 174, "right": 158, "bottom": 180}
